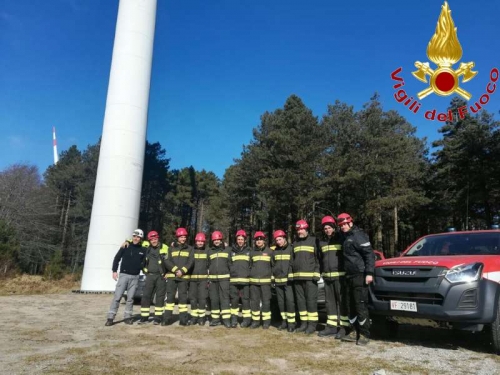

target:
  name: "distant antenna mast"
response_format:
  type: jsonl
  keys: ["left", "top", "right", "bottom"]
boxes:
{"left": 53, "top": 126, "right": 59, "bottom": 164}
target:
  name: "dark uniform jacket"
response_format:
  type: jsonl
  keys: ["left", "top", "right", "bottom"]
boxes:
{"left": 207, "top": 244, "right": 231, "bottom": 280}
{"left": 164, "top": 242, "right": 194, "bottom": 280}
{"left": 249, "top": 246, "right": 273, "bottom": 285}
{"left": 142, "top": 243, "right": 168, "bottom": 276}
{"left": 230, "top": 245, "right": 251, "bottom": 285}
{"left": 112, "top": 242, "right": 146, "bottom": 275}
{"left": 271, "top": 242, "right": 293, "bottom": 285}
{"left": 340, "top": 225, "right": 375, "bottom": 276}
{"left": 318, "top": 233, "right": 345, "bottom": 280}
{"left": 191, "top": 246, "right": 208, "bottom": 281}
{"left": 291, "top": 235, "right": 320, "bottom": 281}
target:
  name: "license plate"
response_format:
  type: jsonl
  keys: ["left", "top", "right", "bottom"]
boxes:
{"left": 390, "top": 300, "right": 417, "bottom": 312}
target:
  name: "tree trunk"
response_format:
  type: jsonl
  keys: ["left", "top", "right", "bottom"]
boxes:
{"left": 61, "top": 194, "right": 71, "bottom": 247}
{"left": 375, "top": 211, "right": 383, "bottom": 251}
{"left": 391, "top": 205, "right": 398, "bottom": 257}
{"left": 197, "top": 200, "right": 204, "bottom": 233}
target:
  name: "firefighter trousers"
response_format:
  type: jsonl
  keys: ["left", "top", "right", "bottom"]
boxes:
{"left": 294, "top": 280, "right": 318, "bottom": 324}
{"left": 324, "top": 278, "right": 349, "bottom": 328}
{"left": 140, "top": 273, "right": 166, "bottom": 318}
{"left": 275, "top": 282, "right": 296, "bottom": 324}
{"left": 250, "top": 284, "right": 272, "bottom": 322}
{"left": 344, "top": 273, "right": 370, "bottom": 337}
{"left": 230, "top": 284, "right": 250, "bottom": 320}
{"left": 164, "top": 279, "right": 189, "bottom": 321}
{"left": 209, "top": 279, "right": 230, "bottom": 321}
{"left": 189, "top": 280, "right": 208, "bottom": 319}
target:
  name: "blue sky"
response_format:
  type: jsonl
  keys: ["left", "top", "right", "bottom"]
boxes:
{"left": 1, "top": 0, "right": 499, "bottom": 178}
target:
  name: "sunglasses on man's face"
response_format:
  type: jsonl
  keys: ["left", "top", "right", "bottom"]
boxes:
{"left": 133, "top": 235, "right": 141, "bottom": 238}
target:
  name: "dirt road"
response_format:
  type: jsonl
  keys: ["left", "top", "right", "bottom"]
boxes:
{"left": 0, "top": 294, "right": 498, "bottom": 374}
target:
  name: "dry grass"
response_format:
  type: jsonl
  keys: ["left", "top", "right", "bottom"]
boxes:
{"left": 0, "top": 274, "right": 80, "bottom": 295}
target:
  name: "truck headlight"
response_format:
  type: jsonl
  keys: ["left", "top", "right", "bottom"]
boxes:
{"left": 444, "top": 263, "right": 483, "bottom": 283}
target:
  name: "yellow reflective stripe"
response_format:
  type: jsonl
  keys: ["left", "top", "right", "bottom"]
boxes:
{"left": 249, "top": 278, "right": 272, "bottom": 283}
{"left": 194, "top": 254, "right": 207, "bottom": 259}
{"left": 165, "top": 273, "right": 190, "bottom": 279}
{"left": 274, "top": 278, "right": 288, "bottom": 283}
{"left": 230, "top": 278, "right": 250, "bottom": 283}
{"left": 288, "top": 273, "right": 294, "bottom": 278}
{"left": 208, "top": 274, "right": 230, "bottom": 279}
{"left": 171, "top": 251, "right": 180, "bottom": 257}
{"left": 210, "top": 253, "right": 229, "bottom": 259}
{"left": 294, "top": 246, "right": 315, "bottom": 253}
{"left": 275, "top": 254, "right": 291, "bottom": 260}
{"left": 321, "top": 244, "right": 341, "bottom": 252}
{"left": 323, "top": 271, "right": 346, "bottom": 277}
{"left": 143, "top": 268, "right": 148, "bottom": 273}
{"left": 252, "top": 256, "right": 271, "bottom": 261}
{"left": 180, "top": 251, "right": 190, "bottom": 257}
{"left": 172, "top": 266, "right": 178, "bottom": 272}
{"left": 181, "top": 267, "right": 188, "bottom": 273}
{"left": 232, "top": 255, "right": 250, "bottom": 261}
{"left": 190, "top": 274, "right": 208, "bottom": 279}
{"left": 293, "top": 272, "right": 320, "bottom": 278}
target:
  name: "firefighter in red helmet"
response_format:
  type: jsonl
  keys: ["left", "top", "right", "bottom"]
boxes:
{"left": 318, "top": 216, "right": 349, "bottom": 338}
{"left": 337, "top": 213, "right": 375, "bottom": 346}
{"left": 229, "top": 229, "right": 252, "bottom": 328}
{"left": 188, "top": 232, "right": 209, "bottom": 326}
{"left": 208, "top": 231, "right": 232, "bottom": 328}
{"left": 292, "top": 220, "right": 320, "bottom": 334}
{"left": 162, "top": 227, "right": 194, "bottom": 326}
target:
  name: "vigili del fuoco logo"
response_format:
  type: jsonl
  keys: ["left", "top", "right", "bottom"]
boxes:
{"left": 391, "top": 1, "right": 498, "bottom": 122}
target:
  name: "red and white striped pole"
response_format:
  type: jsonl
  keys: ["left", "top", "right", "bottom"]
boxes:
{"left": 52, "top": 126, "right": 59, "bottom": 165}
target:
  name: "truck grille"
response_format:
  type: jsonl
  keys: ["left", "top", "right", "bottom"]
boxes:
{"left": 373, "top": 291, "right": 444, "bottom": 305}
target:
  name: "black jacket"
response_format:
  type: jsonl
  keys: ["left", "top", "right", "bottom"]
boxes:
{"left": 164, "top": 242, "right": 194, "bottom": 281}
{"left": 249, "top": 246, "right": 273, "bottom": 284}
{"left": 112, "top": 242, "right": 146, "bottom": 275}
{"left": 207, "top": 244, "right": 231, "bottom": 280}
{"left": 271, "top": 242, "right": 293, "bottom": 285}
{"left": 341, "top": 226, "right": 375, "bottom": 276}
{"left": 318, "top": 232, "right": 345, "bottom": 280}
{"left": 230, "top": 244, "right": 251, "bottom": 285}
{"left": 191, "top": 246, "right": 208, "bottom": 281}
{"left": 291, "top": 235, "right": 320, "bottom": 281}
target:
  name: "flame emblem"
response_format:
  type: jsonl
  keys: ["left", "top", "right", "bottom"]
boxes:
{"left": 412, "top": 1, "right": 477, "bottom": 100}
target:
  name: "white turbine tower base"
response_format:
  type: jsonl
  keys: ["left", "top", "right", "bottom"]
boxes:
{"left": 81, "top": 0, "right": 158, "bottom": 291}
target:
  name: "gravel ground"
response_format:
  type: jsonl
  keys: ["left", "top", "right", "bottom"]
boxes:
{"left": 0, "top": 294, "right": 498, "bottom": 374}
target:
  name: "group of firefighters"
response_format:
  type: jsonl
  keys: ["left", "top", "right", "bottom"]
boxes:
{"left": 106, "top": 213, "right": 375, "bottom": 346}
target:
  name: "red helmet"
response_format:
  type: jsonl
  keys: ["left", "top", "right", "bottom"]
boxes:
{"left": 236, "top": 229, "right": 247, "bottom": 238}
{"left": 254, "top": 231, "right": 266, "bottom": 239}
{"left": 195, "top": 233, "right": 206, "bottom": 242}
{"left": 211, "top": 231, "right": 223, "bottom": 240}
{"left": 273, "top": 230, "right": 286, "bottom": 240}
{"left": 295, "top": 220, "right": 309, "bottom": 230}
{"left": 147, "top": 230, "right": 159, "bottom": 240}
{"left": 337, "top": 213, "right": 353, "bottom": 225}
{"left": 321, "top": 216, "right": 336, "bottom": 226}
{"left": 176, "top": 227, "right": 188, "bottom": 237}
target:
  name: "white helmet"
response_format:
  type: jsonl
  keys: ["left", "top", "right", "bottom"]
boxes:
{"left": 132, "top": 229, "right": 144, "bottom": 238}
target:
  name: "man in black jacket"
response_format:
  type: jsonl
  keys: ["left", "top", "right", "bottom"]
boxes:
{"left": 105, "top": 229, "right": 146, "bottom": 326}
{"left": 338, "top": 213, "right": 375, "bottom": 346}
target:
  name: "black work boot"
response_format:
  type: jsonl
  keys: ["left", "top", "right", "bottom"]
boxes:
{"left": 318, "top": 325, "right": 338, "bottom": 337}
{"left": 305, "top": 322, "right": 316, "bottom": 334}
{"left": 105, "top": 319, "right": 113, "bottom": 327}
{"left": 153, "top": 317, "right": 161, "bottom": 325}
{"left": 124, "top": 317, "right": 133, "bottom": 325}
{"left": 190, "top": 317, "right": 198, "bottom": 326}
{"left": 179, "top": 313, "right": 188, "bottom": 326}
{"left": 357, "top": 335, "right": 370, "bottom": 346}
{"left": 223, "top": 319, "right": 231, "bottom": 328}
{"left": 240, "top": 318, "right": 251, "bottom": 328}
{"left": 161, "top": 313, "right": 171, "bottom": 326}
{"left": 250, "top": 321, "right": 260, "bottom": 329}
{"left": 278, "top": 320, "right": 287, "bottom": 331}
{"left": 138, "top": 316, "right": 149, "bottom": 325}
{"left": 341, "top": 329, "right": 358, "bottom": 342}
{"left": 209, "top": 318, "right": 221, "bottom": 327}
{"left": 295, "top": 323, "right": 307, "bottom": 333}
{"left": 262, "top": 321, "right": 271, "bottom": 329}
{"left": 335, "top": 327, "right": 346, "bottom": 339}
{"left": 230, "top": 315, "right": 238, "bottom": 328}
{"left": 198, "top": 317, "right": 206, "bottom": 326}
{"left": 287, "top": 323, "right": 296, "bottom": 333}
